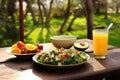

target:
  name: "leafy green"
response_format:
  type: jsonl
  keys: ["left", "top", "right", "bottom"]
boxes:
{"left": 37, "top": 49, "right": 89, "bottom": 66}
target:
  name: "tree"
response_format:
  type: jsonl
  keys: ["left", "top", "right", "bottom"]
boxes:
{"left": 104, "top": 0, "right": 108, "bottom": 19}
{"left": 0, "top": 0, "right": 19, "bottom": 46}
{"left": 25, "top": 0, "right": 37, "bottom": 24}
{"left": 0, "top": 0, "right": 7, "bottom": 16}
{"left": 116, "top": 1, "right": 120, "bottom": 14}
{"left": 67, "top": 4, "right": 84, "bottom": 31}
{"left": 37, "top": 0, "right": 44, "bottom": 24}
{"left": 32, "top": 0, "right": 54, "bottom": 28}
{"left": 59, "top": 0, "right": 72, "bottom": 33}
{"left": 7, "top": 0, "right": 16, "bottom": 22}
{"left": 85, "top": 0, "right": 94, "bottom": 39}
{"left": 45, "top": 0, "right": 54, "bottom": 28}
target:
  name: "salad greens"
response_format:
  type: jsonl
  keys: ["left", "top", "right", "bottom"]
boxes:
{"left": 37, "top": 48, "right": 88, "bottom": 66}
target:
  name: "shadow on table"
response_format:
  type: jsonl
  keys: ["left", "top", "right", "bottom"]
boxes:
{"left": 0, "top": 57, "right": 33, "bottom": 71}
{"left": 32, "top": 62, "right": 94, "bottom": 80}
{"left": 0, "top": 56, "right": 33, "bottom": 63}
{"left": 0, "top": 57, "right": 17, "bottom": 63}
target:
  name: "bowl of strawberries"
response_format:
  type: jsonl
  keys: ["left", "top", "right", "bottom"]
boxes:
{"left": 6, "top": 41, "right": 43, "bottom": 59}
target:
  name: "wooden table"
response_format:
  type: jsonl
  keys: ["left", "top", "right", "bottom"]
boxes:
{"left": 0, "top": 39, "right": 120, "bottom": 80}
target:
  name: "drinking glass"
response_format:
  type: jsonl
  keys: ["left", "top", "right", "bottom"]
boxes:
{"left": 93, "top": 29, "right": 108, "bottom": 59}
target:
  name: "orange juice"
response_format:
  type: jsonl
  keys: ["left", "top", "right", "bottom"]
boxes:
{"left": 93, "top": 29, "right": 108, "bottom": 59}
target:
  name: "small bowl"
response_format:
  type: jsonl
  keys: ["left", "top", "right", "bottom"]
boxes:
{"left": 51, "top": 36, "right": 77, "bottom": 49}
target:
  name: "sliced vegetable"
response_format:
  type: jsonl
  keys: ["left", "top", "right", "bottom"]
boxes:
{"left": 74, "top": 42, "right": 89, "bottom": 51}
{"left": 37, "top": 48, "right": 89, "bottom": 66}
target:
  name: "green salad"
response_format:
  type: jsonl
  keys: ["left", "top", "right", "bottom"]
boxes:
{"left": 37, "top": 48, "right": 88, "bottom": 66}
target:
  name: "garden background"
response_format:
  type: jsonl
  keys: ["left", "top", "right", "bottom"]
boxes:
{"left": 0, "top": 0, "right": 120, "bottom": 48}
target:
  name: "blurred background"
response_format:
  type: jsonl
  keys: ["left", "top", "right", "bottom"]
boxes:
{"left": 0, "top": 0, "right": 120, "bottom": 47}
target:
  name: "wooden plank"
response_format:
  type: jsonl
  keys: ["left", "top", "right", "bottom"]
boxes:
{"left": 0, "top": 39, "right": 120, "bottom": 80}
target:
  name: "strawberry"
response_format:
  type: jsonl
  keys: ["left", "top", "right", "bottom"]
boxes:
{"left": 37, "top": 45, "right": 43, "bottom": 51}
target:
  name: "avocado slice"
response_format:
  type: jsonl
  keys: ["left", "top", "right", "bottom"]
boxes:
{"left": 74, "top": 42, "right": 89, "bottom": 51}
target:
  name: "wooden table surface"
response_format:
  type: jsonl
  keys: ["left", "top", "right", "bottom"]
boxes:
{"left": 0, "top": 39, "right": 120, "bottom": 80}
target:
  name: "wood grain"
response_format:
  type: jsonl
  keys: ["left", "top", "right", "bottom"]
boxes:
{"left": 0, "top": 39, "right": 120, "bottom": 80}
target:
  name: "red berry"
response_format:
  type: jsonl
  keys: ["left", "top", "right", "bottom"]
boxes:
{"left": 38, "top": 45, "right": 43, "bottom": 50}
{"left": 26, "top": 51, "right": 34, "bottom": 54}
{"left": 21, "top": 50, "right": 25, "bottom": 54}
{"left": 37, "top": 45, "right": 43, "bottom": 51}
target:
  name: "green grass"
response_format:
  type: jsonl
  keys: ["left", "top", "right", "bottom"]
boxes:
{"left": 93, "top": 14, "right": 120, "bottom": 47}
{"left": 19, "top": 14, "right": 120, "bottom": 48}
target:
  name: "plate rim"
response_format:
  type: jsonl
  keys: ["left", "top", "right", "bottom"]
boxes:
{"left": 6, "top": 48, "right": 36, "bottom": 56}
{"left": 32, "top": 53, "right": 90, "bottom": 68}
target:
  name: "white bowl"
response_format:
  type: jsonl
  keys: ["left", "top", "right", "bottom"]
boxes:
{"left": 51, "top": 36, "right": 77, "bottom": 49}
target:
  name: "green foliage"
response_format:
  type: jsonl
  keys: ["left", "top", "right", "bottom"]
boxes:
{"left": 0, "top": 14, "right": 120, "bottom": 48}
{"left": 24, "top": 14, "right": 120, "bottom": 48}
{"left": 0, "top": 17, "right": 19, "bottom": 47}
{"left": 94, "top": 14, "right": 120, "bottom": 47}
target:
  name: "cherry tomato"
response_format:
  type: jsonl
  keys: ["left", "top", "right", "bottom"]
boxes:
{"left": 63, "top": 53, "right": 70, "bottom": 58}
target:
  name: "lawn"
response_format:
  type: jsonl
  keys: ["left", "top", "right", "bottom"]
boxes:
{"left": 24, "top": 14, "right": 120, "bottom": 48}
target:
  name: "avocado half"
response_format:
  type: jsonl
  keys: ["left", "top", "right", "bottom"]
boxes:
{"left": 74, "top": 42, "right": 89, "bottom": 51}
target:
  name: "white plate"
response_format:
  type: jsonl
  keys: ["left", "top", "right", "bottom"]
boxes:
{"left": 32, "top": 53, "right": 90, "bottom": 69}
{"left": 6, "top": 48, "right": 36, "bottom": 59}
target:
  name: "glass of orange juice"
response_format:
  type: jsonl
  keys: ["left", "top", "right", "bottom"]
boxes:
{"left": 93, "top": 29, "right": 108, "bottom": 59}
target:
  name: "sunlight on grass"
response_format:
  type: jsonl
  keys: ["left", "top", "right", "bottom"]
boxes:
{"left": 74, "top": 17, "right": 87, "bottom": 27}
{"left": 24, "top": 14, "right": 120, "bottom": 48}
{"left": 64, "top": 29, "right": 87, "bottom": 39}
{"left": 109, "top": 31, "right": 120, "bottom": 47}
{"left": 27, "top": 28, "right": 41, "bottom": 43}
{"left": 24, "top": 16, "right": 33, "bottom": 27}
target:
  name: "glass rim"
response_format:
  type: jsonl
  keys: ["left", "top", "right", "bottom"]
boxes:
{"left": 93, "top": 29, "right": 108, "bottom": 33}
